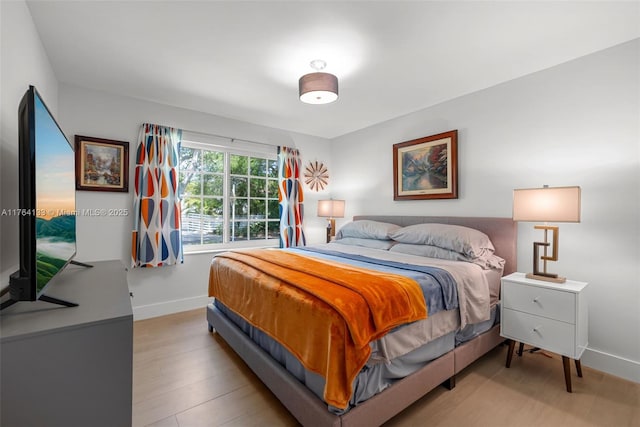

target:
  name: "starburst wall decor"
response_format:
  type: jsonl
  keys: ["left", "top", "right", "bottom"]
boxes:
{"left": 304, "top": 160, "right": 329, "bottom": 191}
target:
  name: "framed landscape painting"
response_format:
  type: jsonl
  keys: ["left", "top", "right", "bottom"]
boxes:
{"left": 75, "top": 135, "right": 129, "bottom": 192}
{"left": 393, "top": 130, "right": 458, "bottom": 200}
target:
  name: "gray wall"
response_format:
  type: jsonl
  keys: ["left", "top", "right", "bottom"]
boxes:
{"left": 60, "top": 85, "right": 330, "bottom": 319}
{"left": 1, "top": 1, "right": 333, "bottom": 320}
{"left": 330, "top": 39, "right": 640, "bottom": 382}
{"left": 58, "top": 85, "right": 333, "bottom": 319}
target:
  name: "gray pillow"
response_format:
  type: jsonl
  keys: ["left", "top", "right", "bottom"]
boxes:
{"left": 389, "top": 223, "right": 495, "bottom": 258}
{"left": 331, "top": 237, "right": 396, "bottom": 250}
{"left": 336, "top": 220, "right": 401, "bottom": 241}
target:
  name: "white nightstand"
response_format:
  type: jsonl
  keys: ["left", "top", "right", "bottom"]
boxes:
{"left": 500, "top": 272, "right": 588, "bottom": 392}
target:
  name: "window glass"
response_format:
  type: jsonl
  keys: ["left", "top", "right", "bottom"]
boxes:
{"left": 249, "top": 178, "right": 266, "bottom": 198}
{"left": 179, "top": 143, "right": 279, "bottom": 250}
{"left": 230, "top": 154, "right": 248, "bottom": 175}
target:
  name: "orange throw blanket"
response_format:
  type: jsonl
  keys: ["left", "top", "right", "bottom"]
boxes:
{"left": 208, "top": 248, "right": 427, "bottom": 409}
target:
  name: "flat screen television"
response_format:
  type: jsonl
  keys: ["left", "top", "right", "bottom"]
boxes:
{"left": 1, "top": 86, "right": 81, "bottom": 310}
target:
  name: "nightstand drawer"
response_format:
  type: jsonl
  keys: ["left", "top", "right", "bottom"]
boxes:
{"left": 502, "top": 281, "right": 575, "bottom": 323}
{"left": 502, "top": 309, "right": 576, "bottom": 357}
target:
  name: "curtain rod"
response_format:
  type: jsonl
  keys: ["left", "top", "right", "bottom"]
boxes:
{"left": 180, "top": 128, "right": 277, "bottom": 148}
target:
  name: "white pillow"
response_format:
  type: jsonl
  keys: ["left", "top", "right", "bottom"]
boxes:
{"left": 390, "top": 243, "right": 470, "bottom": 261}
{"left": 336, "top": 220, "right": 401, "bottom": 241}
{"left": 389, "top": 223, "right": 495, "bottom": 258}
{"left": 389, "top": 243, "right": 505, "bottom": 270}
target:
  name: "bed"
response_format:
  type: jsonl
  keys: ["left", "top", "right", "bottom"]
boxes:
{"left": 207, "top": 215, "right": 516, "bottom": 426}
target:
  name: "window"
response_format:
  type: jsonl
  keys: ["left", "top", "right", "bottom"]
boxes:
{"left": 179, "top": 141, "right": 279, "bottom": 251}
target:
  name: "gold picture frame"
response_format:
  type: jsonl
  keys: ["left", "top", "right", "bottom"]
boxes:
{"left": 75, "top": 135, "right": 129, "bottom": 192}
{"left": 393, "top": 130, "right": 458, "bottom": 200}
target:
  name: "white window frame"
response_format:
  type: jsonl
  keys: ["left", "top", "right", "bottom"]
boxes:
{"left": 180, "top": 138, "right": 279, "bottom": 253}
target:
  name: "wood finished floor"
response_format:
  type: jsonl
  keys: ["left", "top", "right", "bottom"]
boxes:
{"left": 133, "top": 308, "right": 639, "bottom": 427}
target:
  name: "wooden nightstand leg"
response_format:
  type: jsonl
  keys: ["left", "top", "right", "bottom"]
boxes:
{"left": 506, "top": 340, "right": 516, "bottom": 368}
{"left": 562, "top": 356, "right": 573, "bottom": 393}
{"left": 575, "top": 359, "right": 583, "bottom": 378}
{"left": 517, "top": 342, "right": 524, "bottom": 356}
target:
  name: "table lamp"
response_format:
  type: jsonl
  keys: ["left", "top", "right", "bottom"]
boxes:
{"left": 317, "top": 199, "right": 345, "bottom": 243}
{"left": 512, "top": 185, "right": 581, "bottom": 283}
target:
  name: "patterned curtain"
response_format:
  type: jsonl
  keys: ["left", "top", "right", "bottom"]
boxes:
{"left": 278, "top": 146, "right": 306, "bottom": 247}
{"left": 131, "top": 123, "right": 183, "bottom": 267}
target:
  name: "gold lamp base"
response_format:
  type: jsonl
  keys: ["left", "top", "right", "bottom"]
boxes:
{"left": 529, "top": 225, "right": 567, "bottom": 284}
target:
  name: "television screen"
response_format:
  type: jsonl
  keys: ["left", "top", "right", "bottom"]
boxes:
{"left": 34, "top": 90, "right": 76, "bottom": 296}
{"left": 2, "top": 86, "right": 78, "bottom": 310}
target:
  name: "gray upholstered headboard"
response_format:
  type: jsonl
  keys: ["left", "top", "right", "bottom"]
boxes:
{"left": 353, "top": 215, "right": 517, "bottom": 276}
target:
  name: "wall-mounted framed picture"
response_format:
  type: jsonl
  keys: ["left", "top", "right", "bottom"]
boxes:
{"left": 75, "top": 135, "right": 129, "bottom": 192}
{"left": 393, "top": 130, "right": 458, "bottom": 200}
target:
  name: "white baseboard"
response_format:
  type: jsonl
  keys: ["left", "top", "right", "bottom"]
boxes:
{"left": 132, "top": 295, "right": 211, "bottom": 321}
{"left": 582, "top": 347, "right": 640, "bottom": 384}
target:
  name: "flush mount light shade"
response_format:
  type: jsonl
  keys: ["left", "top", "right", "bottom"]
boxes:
{"left": 299, "top": 72, "right": 338, "bottom": 104}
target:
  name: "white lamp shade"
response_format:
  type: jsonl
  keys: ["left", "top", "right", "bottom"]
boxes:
{"left": 317, "top": 200, "right": 345, "bottom": 218}
{"left": 513, "top": 186, "right": 581, "bottom": 222}
{"left": 299, "top": 72, "right": 338, "bottom": 104}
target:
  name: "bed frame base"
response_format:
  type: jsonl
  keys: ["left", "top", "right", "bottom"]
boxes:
{"left": 208, "top": 304, "right": 503, "bottom": 427}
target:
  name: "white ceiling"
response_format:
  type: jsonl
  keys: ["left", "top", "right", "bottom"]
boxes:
{"left": 26, "top": 1, "right": 639, "bottom": 139}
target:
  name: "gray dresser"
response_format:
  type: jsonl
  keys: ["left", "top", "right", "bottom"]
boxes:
{"left": 0, "top": 260, "right": 133, "bottom": 427}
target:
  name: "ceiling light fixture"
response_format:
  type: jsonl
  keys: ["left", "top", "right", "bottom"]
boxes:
{"left": 299, "top": 60, "right": 338, "bottom": 105}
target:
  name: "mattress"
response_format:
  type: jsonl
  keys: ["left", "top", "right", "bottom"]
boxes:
{"left": 209, "top": 244, "right": 503, "bottom": 413}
